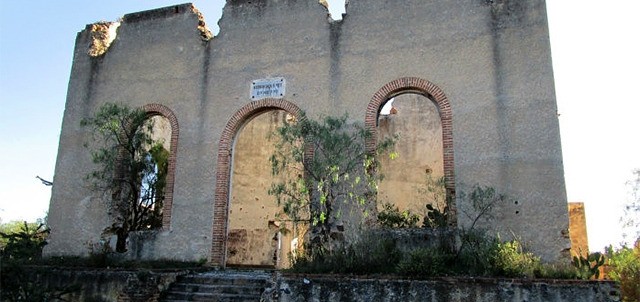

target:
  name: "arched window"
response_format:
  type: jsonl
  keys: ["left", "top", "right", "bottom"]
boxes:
{"left": 143, "top": 104, "right": 179, "bottom": 230}
{"left": 135, "top": 114, "right": 172, "bottom": 230}
{"left": 377, "top": 93, "right": 446, "bottom": 224}
{"left": 365, "top": 77, "right": 456, "bottom": 226}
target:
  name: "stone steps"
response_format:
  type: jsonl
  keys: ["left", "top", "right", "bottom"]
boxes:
{"left": 162, "top": 270, "right": 272, "bottom": 302}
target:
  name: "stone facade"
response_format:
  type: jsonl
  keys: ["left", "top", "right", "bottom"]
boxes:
{"left": 46, "top": 0, "right": 570, "bottom": 265}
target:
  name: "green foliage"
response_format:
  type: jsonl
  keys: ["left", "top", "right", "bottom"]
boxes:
{"left": 454, "top": 229, "right": 501, "bottom": 276}
{"left": 396, "top": 247, "right": 453, "bottom": 277}
{"left": 453, "top": 185, "right": 508, "bottom": 276}
{"left": 606, "top": 241, "right": 640, "bottom": 302}
{"left": 492, "top": 239, "right": 540, "bottom": 278}
{"left": 286, "top": 184, "right": 598, "bottom": 280}
{"left": 460, "top": 185, "right": 506, "bottom": 230}
{"left": 533, "top": 263, "right": 583, "bottom": 280}
{"left": 269, "top": 112, "right": 395, "bottom": 253}
{"left": 289, "top": 228, "right": 550, "bottom": 279}
{"left": 377, "top": 203, "right": 419, "bottom": 228}
{"left": 288, "top": 185, "right": 573, "bottom": 279}
{"left": 424, "top": 204, "right": 448, "bottom": 228}
{"left": 0, "top": 221, "right": 78, "bottom": 301}
{"left": 572, "top": 252, "right": 606, "bottom": 279}
{"left": 0, "top": 221, "right": 49, "bottom": 261}
{"left": 289, "top": 235, "right": 401, "bottom": 275}
{"left": 0, "top": 220, "right": 45, "bottom": 250}
{"left": 415, "top": 172, "right": 449, "bottom": 228}
{"left": 81, "top": 103, "right": 169, "bottom": 252}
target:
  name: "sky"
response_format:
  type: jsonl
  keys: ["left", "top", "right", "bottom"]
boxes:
{"left": 0, "top": 0, "right": 638, "bottom": 252}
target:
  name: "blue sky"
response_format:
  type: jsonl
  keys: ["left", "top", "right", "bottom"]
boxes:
{"left": 1, "top": 0, "right": 638, "bottom": 252}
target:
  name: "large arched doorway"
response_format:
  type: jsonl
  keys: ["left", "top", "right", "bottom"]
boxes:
{"left": 211, "top": 99, "right": 302, "bottom": 267}
{"left": 226, "top": 110, "right": 294, "bottom": 268}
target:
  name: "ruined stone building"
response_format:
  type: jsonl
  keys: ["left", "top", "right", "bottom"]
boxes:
{"left": 46, "top": 0, "right": 571, "bottom": 267}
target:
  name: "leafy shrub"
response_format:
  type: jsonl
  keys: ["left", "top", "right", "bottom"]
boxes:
{"left": 454, "top": 229, "right": 499, "bottom": 276}
{"left": 533, "top": 263, "right": 582, "bottom": 280}
{"left": 377, "top": 203, "right": 420, "bottom": 228}
{"left": 492, "top": 239, "right": 540, "bottom": 278}
{"left": 290, "top": 185, "right": 578, "bottom": 280}
{"left": 606, "top": 241, "right": 640, "bottom": 302}
{"left": 0, "top": 221, "right": 76, "bottom": 301}
{"left": 290, "top": 227, "right": 549, "bottom": 279}
{"left": 397, "top": 247, "right": 453, "bottom": 277}
{"left": 0, "top": 221, "right": 49, "bottom": 261}
{"left": 290, "top": 234, "right": 401, "bottom": 275}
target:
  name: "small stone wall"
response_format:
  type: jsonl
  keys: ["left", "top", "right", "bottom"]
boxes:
{"left": 277, "top": 275, "right": 620, "bottom": 302}
{"left": 24, "top": 267, "right": 188, "bottom": 302}
{"left": 25, "top": 268, "right": 620, "bottom": 302}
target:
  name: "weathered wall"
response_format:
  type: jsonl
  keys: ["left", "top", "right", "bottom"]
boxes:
{"left": 148, "top": 115, "right": 172, "bottom": 152}
{"left": 568, "top": 202, "right": 589, "bottom": 257}
{"left": 47, "top": 4, "right": 215, "bottom": 261}
{"left": 378, "top": 94, "right": 445, "bottom": 216}
{"left": 47, "top": 0, "right": 570, "bottom": 264}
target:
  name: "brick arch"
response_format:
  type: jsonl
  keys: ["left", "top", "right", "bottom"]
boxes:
{"left": 211, "top": 99, "right": 303, "bottom": 267}
{"left": 142, "top": 103, "right": 179, "bottom": 230}
{"left": 365, "top": 77, "right": 456, "bottom": 225}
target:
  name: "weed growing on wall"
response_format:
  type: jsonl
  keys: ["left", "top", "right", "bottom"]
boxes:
{"left": 81, "top": 103, "right": 169, "bottom": 252}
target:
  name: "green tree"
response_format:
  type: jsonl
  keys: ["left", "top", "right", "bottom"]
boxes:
{"left": 0, "top": 221, "right": 33, "bottom": 249}
{"left": 606, "top": 241, "right": 640, "bottom": 302}
{"left": 269, "top": 113, "right": 395, "bottom": 256}
{"left": 81, "top": 103, "right": 168, "bottom": 252}
{"left": 0, "top": 221, "right": 49, "bottom": 261}
{"left": 0, "top": 221, "right": 70, "bottom": 301}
